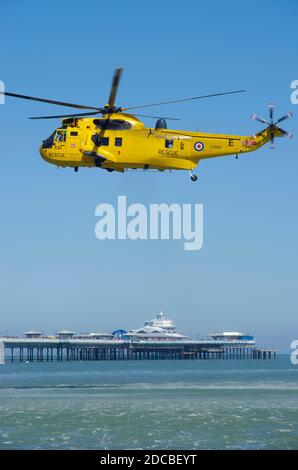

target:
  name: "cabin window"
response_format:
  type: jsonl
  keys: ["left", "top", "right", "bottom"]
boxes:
{"left": 99, "top": 137, "right": 109, "bottom": 146}
{"left": 165, "top": 139, "right": 174, "bottom": 149}
{"left": 70, "top": 131, "right": 78, "bottom": 136}
{"left": 115, "top": 137, "right": 122, "bottom": 147}
{"left": 91, "top": 134, "right": 111, "bottom": 147}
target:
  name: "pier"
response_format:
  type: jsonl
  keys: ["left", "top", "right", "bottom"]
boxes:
{"left": 0, "top": 312, "right": 277, "bottom": 364}
{"left": 0, "top": 337, "right": 276, "bottom": 364}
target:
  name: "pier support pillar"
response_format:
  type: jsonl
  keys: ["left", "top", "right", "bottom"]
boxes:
{"left": 0, "top": 341, "right": 4, "bottom": 365}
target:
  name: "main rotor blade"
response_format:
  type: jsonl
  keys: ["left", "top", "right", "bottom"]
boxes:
{"left": 108, "top": 67, "right": 123, "bottom": 108}
{"left": 133, "top": 113, "right": 180, "bottom": 121}
{"left": 122, "top": 89, "right": 246, "bottom": 111}
{"left": 29, "top": 111, "right": 100, "bottom": 120}
{"left": 30, "top": 111, "right": 180, "bottom": 121}
{"left": 0, "top": 91, "right": 101, "bottom": 111}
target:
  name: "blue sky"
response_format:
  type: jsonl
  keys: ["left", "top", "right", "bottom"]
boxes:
{"left": 0, "top": 0, "right": 297, "bottom": 352}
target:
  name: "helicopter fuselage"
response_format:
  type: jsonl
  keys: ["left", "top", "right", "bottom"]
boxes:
{"left": 39, "top": 113, "right": 284, "bottom": 173}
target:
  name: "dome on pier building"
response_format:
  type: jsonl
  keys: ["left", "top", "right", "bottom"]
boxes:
{"left": 147, "top": 311, "right": 176, "bottom": 332}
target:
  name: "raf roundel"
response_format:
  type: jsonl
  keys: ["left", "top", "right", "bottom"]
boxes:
{"left": 194, "top": 141, "right": 204, "bottom": 152}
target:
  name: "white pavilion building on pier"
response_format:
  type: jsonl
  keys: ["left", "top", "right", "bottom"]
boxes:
{"left": 125, "top": 311, "right": 188, "bottom": 341}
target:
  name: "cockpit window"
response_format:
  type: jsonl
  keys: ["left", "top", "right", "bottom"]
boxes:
{"left": 42, "top": 131, "right": 55, "bottom": 149}
{"left": 55, "top": 130, "right": 67, "bottom": 142}
{"left": 93, "top": 119, "right": 132, "bottom": 130}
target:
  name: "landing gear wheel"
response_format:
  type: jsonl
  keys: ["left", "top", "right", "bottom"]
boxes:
{"left": 74, "top": 167, "right": 78, "bottom": 173}
{"left": 190, "top": 174, "right": 198, "bottom": 182}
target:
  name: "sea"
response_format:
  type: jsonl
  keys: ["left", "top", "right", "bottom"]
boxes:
{"left": 0, "top": 356, "right": 298, "bottom": 450}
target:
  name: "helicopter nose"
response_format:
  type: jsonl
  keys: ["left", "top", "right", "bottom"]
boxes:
{"left": 39, "top": 146, "right": 47, "bottom": 160}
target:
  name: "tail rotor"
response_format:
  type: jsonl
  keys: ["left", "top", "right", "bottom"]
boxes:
{"left": 252, "top": 103, "right": 293, "bottom": 148}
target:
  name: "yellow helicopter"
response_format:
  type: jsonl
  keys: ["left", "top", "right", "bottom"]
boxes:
{"left": 1, "top": 68, "right": 293, "bottom": 181}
